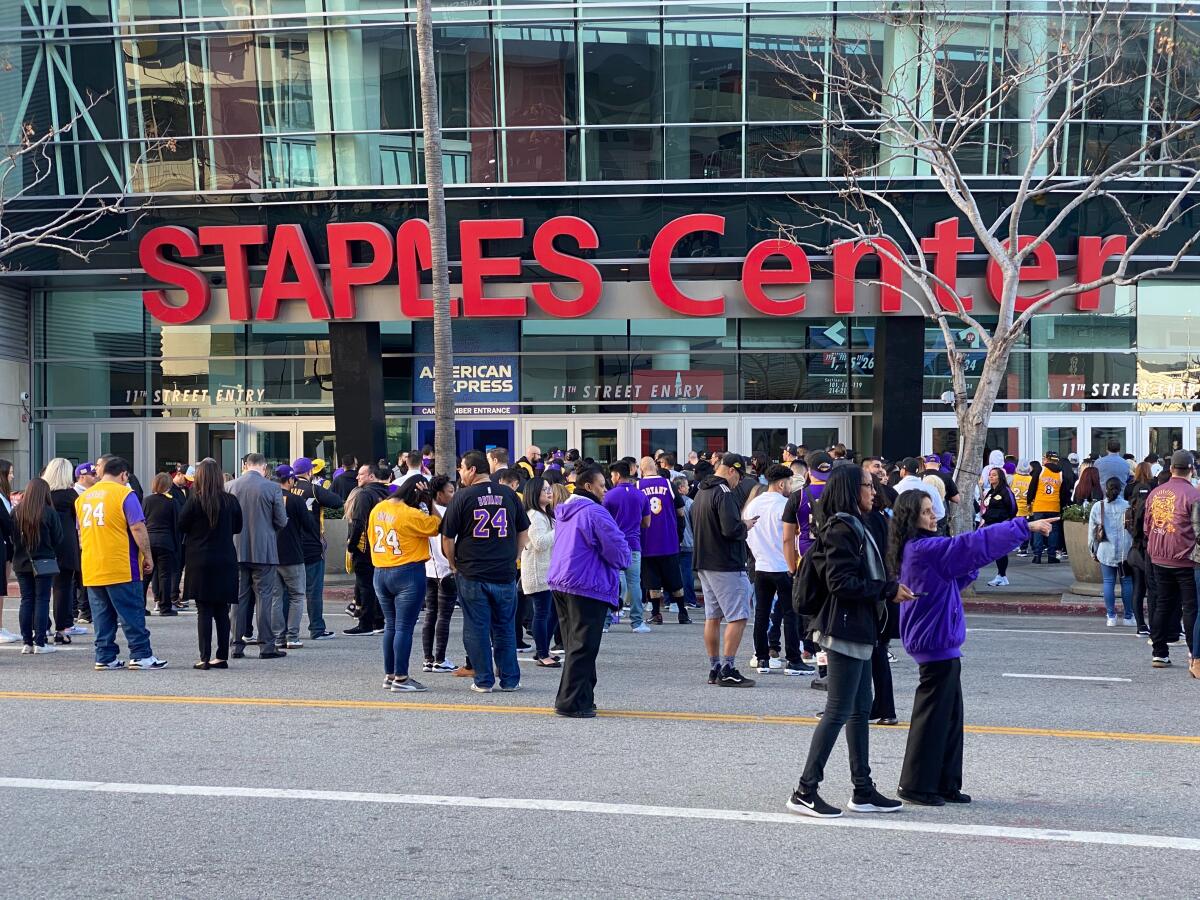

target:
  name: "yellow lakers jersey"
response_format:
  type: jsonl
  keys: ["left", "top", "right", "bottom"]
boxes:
{"left": 1031, "top": 470, "right": 1063, "bottom": 514}
{"left": 368, "top": 501, "right": 440, "bottom": 568}
{"left": 1011, "top": 472, "right": 1032, "bottom": 517}
{"left": 76, "top": 481, "right": 144, "bottom": 586}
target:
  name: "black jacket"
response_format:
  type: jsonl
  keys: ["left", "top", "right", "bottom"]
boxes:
{"left": 810, "top": 513, "right": 895, "bottom": 647}
{"left": 690, "top": 475, "right": 748, "bottom": 571}
{"left": 49, "top": 488, "right": 81, "bottom": 570}
{"left": 289, "top": 477, "right": 344, "bottom": 564}
{"left": 346, "top": 481, "right": 391, "bottom": 558}
{"left": 981, "top": 484, "right": 1017, "bottom": 526}
{"left": 277, "top": 490, "right": 320, "bottom": 566}
{"left": 143, "top": 492, "right": 182, "bottom": 555}
{"left": 11, "top": 506, "right": 65, "bottom": 574}
{"left": 331, "top": 472, "right": 359, "bottom": 501}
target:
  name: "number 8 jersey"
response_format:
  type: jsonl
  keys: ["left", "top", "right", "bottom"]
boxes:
{"left": 75, "top": 480, "right": 146, "bottom": 586}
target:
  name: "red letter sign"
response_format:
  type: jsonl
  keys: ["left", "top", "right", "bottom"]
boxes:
{"left": 460, "top": 219, "right": 526, "bottom": 317}
{"left": 920, "top": 218, "right": 975, "bottom": 311}
{"left": 742, "top": 239, "right": 810, "bottom": 315}
{"left": 531, "top": 216, "right": 602, "bottom": 317}
{"left": 832, "top": 238, "right": 904, "bottom": 313}
{"left": 256, "top": 224, "right": 332, "bottom": 321}
{"left": 197, "top": 224, "right": 267, "bottom": 321}
{"left": 327, "top": 222, "right": 394, "bottom": 319}
{"left": 986, "top": 236, "right": 1060, "bottom": 312}
{"left": 396, "top": 219, "right": 460, "bottom": 319}
{"left": 140, "top": 226, "right": 210, "bottom": 324}
{"left": 648, "top": 214, "right": 726, "bottom": 315}
{"left": 1075, "top": 235, "right": 1127, "bottom": 311}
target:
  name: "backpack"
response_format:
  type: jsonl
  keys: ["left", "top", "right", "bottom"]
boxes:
{"left": 791, "top": 512, "right": 866, "bottom": 619}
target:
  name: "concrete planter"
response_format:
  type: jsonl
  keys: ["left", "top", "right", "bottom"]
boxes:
{"left": 323, "top": 517, "right": 350, "bottom": 576}
{"left": 1063, "top": 518, "right": 1103, "bottom": 596}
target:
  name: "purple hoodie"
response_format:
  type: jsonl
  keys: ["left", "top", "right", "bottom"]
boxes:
{"left": 547, "top": 494, "right": 632, "bottom": 607}
{"left": 898, "top": 518, "right": 1030, "bottom": 664}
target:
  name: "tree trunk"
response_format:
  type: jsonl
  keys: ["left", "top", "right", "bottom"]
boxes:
{"left": 951, "top": 338, "right": 1014, "bottom": 536}
{"left": 415, "top": 0, "right": 455, "bottom": 474}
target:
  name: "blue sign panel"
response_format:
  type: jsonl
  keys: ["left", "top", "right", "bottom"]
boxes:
{"left": 412, "top": 321, "right": 520, "bottom": 415}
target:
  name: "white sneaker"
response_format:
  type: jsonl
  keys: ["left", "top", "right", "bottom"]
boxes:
{"left": 128, "top": 656, "right": 169, "bottom": 670}
{"left": 631, "top": 623, "right": 652, "bottom": 634}
{"left": 65, "top": 625, "right": 89, "bottom": 636}
{"left": 33, "top": 644, "right": 57, "bottom": 654}
{"left": 749, "top": 656, "right": 760, "bottom": 668}
{"left": 757, "top": 664, "right": 771, "bottom": 674}
{"left": 1121, "top": 618, "right": 1135, "bottom": 627}
{"left": 431, "top": 660, "right": 458, "bottom": 673}
{"left": 1106, "top": 616, "right": 1118, "bottom": 627}
{"left": 997, "top": 576, "right": 1009, "bottom": 586}
{"left": 987, "top": 576, "right": 1004, "bottom": 587}
{"left": 20, "top": 644, "right": 33, "bottom": 654}
{"left": 769, "top": 657, "right": 784, "bottom": 670}
{"left": 0, "top": 629, "right": 20, "bottom": 644}
{"left": 285, "top": 640, "right": 304, "bottom": 649}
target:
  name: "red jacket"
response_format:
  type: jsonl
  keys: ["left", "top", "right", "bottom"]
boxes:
{"left": 1144, "top": 477, "right": 1200, "bottom": 568}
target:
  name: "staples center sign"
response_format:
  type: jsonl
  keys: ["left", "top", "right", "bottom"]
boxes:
{"left": 138, "top": 215, "right": 1125, "bottom": 324}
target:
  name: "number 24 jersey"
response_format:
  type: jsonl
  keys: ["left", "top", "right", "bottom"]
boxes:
{"left": 440, "top": 480, "right": 531, "bottom": 583}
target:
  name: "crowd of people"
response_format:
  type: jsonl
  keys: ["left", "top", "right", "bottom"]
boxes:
{"left": 0, "top": 434, "right": 1196, "bottom": 816}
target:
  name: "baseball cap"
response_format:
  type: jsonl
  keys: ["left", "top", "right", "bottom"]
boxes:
{"left": 923, "top": 454, "right": 941, "bottom": 464}
{"left": 74, "top": 462, "right": 96, "bottom": 479}
{"left": 806, "top": 450, "right": 833, "bottom": 473}
{"left": 1067, "top": 452, "right": 1080, "bottom": 464}
{"left": 1171, "top": 449, "right": 1194, "bottom": 469}
{"left": 721, "top": 453, "right": 745, "bottom": 471}
{"left": 274, "top": 464, "right": 294, "bottom": 480}
{"left": 784, "top": 443, "right": 799, "bottom": 456}
{"left": 291, "top": 457, "right": 314, "bottom": 476}
{"left": 185, "top": 464, "right": 196, "bottom": 482}
{"left": 311, "top": 458, "right": 326, "bottom": 475}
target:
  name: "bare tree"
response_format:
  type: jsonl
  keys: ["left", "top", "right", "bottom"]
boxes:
{"left": 766, "top": 0, "right": 1200, "bottom": 532}
{"left": 1, "top": 98, "right": 148, "bottom": 268}
{"left": 414, "top": 0, "right": 456, "bottom": 474}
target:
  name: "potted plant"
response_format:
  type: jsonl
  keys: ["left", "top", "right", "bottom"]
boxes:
{"left": 1060, "top": 503, "right": 1102, "bottom": 591}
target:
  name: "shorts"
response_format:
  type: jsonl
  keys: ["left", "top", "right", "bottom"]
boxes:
{"left": 642, "top": 553, "right": 683, "bottom": 593}
{"left": 697, "top": 570, "right": 753, "bottom": 622}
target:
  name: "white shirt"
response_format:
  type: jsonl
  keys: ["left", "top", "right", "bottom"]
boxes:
{"left": 743, "top": 490, "right": 789, "bottom": 573}
{"left": 426, "top": 502, "right": 451, "bottom": 579}
{"left": 895, "top": 475, "right": 946, "bottom": 520}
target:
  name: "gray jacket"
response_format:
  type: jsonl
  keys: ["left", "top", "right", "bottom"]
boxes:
{"left": 226, "top": 470, "right": 288, "bottom": 565}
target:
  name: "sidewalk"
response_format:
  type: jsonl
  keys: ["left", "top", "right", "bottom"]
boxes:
{"left": 965, "top": 552, "right": 1103, "bottom": 616}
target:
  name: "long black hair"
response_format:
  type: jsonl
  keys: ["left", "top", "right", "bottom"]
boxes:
{"left": 887, "top": 489, "right": 931, "bottom": 577}
{"left": 820, "top": 464, "right": 865, "bottom": 519}
{"left": 522, "top": 476, "right": 553, "bottom": 526}
{"left": 193, "top": 458, "right": 224, "bottom": 527}
{"left": 1104, "top": 476, "right": 1124, "bottom": 503}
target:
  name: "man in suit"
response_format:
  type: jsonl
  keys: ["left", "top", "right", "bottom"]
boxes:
{"left": 227, "top": 452, "right": 289, "bottom": 659}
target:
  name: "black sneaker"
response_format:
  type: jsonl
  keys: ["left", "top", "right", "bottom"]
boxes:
{"left": 1047, "top": 557, "right": 1061, "bottom": 564}
{"left": 718, "top": 665, "right": 756, "bottom": 687}
{"left": 157, "top": 607, "right": 178, "bottom": 617}
{"left": 1031, "top": 556, "right": 1042, "bottom": 564}
{"left": 786, "top": 789, "right": 842, "bottom": 818}
{"left": 707, "top": 666, "right": 720, "bottom": 685}
{"left": 848, "top": 788, "right": 903, "bottom": 813}
{"left": 343, "top": 624, "right": 376, "bottom": 636}
{"left": 897, "top": 788, "right": 945, "bottom": 806}
{"left": 940, "top": 790, "right": 972, "bottom": 804}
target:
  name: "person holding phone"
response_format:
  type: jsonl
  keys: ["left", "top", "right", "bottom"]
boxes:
{"left": 887, "top": 491, "right": 1056, "bottom": 806}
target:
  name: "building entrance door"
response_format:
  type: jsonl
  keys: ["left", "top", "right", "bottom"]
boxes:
{"left": 146, "top": 423, "right": 192, "bottom": 481}
{"left": 1143, "top": 417, "right": 1188, "bottom": 461}
{"left": 418, "top": 420, "right": 516, "bottom": 461}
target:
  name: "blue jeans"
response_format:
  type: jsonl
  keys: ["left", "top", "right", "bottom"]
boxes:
{"left": 88, "top": 581, "right": 153, "bottom": 664}
{"left": 374, "top": 562, "right": 426, "bottom": 677}
{"left": 1030, "top": 512, "right": 1059, "bottom": 559}
{"left": 455, "top": 575, "right": 520, "bottom": 690}
{"left": 305, "top": 558, "right": 327, "bottom": 638}
{"left": 529, "top": 589, "right": 558, "bottom": 658}
{"left": 1101, "top": 564, "right": 1134, "bottom": 619}
{"left": 617, "top": 550, "right": 644, "bottom": 626}
{"left": 16, "top": 572, "right": 53, "bottom": 647}
{"left": 679, "top": 550, "right": 696, "bottom": 607}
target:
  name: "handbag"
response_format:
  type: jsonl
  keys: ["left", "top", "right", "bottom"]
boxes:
{"left": 31, "top": 557, "right": 60, "bottom": 577}
{"left": 1093, "top": 500, "right": 1108, "bottom": 546}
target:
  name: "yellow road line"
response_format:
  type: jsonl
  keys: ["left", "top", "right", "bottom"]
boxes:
{"left": 0, "top": 690, "right": 1196, "bottom": 745}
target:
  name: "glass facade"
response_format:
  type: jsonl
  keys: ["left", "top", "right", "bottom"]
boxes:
{"left": 5, "top": 1, "right": 1200, "bottom": 192}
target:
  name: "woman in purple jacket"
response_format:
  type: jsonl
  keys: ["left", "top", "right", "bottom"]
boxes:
{"left": 547, "top": 467, "right": 632, "bottom": 718}
{"left": 887, "top": 490, "right": 1057, "bottom": 806}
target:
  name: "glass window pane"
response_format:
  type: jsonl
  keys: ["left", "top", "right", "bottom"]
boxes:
{"left": 665, "top": 125, "right": 741, "bottom": 179}
{"left": 580, "top": 429, "right": 618, "bottom": 465}
{"left": 505, "top": 129, "right": 581, "bottom": 181}
{"left": 1148, "top": 425, "right": 1184, "bottom": 460}
{"left": 196, "top": 423, "right": 236, "bottom": 475}
{"left": 802, "top": 426, "right": 839, "bottom": 450}
{"left": 99, "top": 430, "right": 137, "bottom": 474}
{"left": 188, "top": 36, "right": 265, "bottom": 189}
{"left": 1089, "top": 425, "right": 1127, "bottom": 460}
{"left": 303, "top": 429, "right": 338, "bottom": 462}
{"left": 663, "top": 19, "right": 742, "bottom": 124}
{"left": 640, "top": 428, "right": 678, "bottom": 459}
{"left": 747, "top": 125, "right": 823, "bottom": 177}
{"left": 153, "top": 430, "right": 189, "bottom": 476}
{"left": 747, "top": 18, "right": 827, "bottom": 122}
{"left": 501, "top": 24, "right": 577, "bottom": 126}
{"left": 532, "top": 428, "right": 569, "bottom": 453}
{"left": 1041, "top": 427, "right": 1078, "bottom": 459}
{"left": 585, "top": 127, "right": 662, "bottom": 180}
{"left": 583, "top": 23, "right": 662, "bottom": 125}
{"left": 691, "top": 428, "right": 728, "bottom": 456}
{"left": 750, "top": 427, "right": 788, "bottom": 461}
{"left": 52, "top": 431, "right": 91, "bottom": 469}
{"left": 255, "top": 430, "right": 292, "bottom": 471}
{"left": 434, "top": 25, "right": 496, "bottom": 130}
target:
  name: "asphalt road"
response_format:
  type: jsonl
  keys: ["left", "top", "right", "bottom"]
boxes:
{"left": 0, "top": 606, "right": 1194, "bottom": 898}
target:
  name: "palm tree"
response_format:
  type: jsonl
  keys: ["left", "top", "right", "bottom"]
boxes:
{"left": 414, "top": 0, "right": 455, "bottom": 473}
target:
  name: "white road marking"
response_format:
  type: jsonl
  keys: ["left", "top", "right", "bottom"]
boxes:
{"left": 1002, "top": 673, "right": 1132, "bottom": 683}
{"left": 968, "top": 628, "right": 1135, "bottom": 637}
{"left": 0, "top": 776, "right": 1195, "bottom": 852}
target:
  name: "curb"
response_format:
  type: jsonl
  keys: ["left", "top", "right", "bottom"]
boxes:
{"left": 963, "top": 598, "right": 1100, "bottom": 616}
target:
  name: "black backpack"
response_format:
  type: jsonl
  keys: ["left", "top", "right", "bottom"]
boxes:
{"left": 791, "top": 512, "right": 866, "bottom": 619}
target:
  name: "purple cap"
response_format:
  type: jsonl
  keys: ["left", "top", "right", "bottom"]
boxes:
{"left": 923, "top": 454, "right": 941, "bottom": 464}
{"left": 274, "top": 464, "right": 294, "bottom": 480}
{"left": 291, "top": 457, "right": 314, "bottom": 476}
{"left": 74, "top": 462, "right": 96, "bottom": 479}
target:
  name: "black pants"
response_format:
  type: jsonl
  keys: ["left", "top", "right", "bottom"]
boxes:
{"left": 900, "top": 657, "right": 964, "bottom": 796}
{"left": 552, "top": 591, "right": 609, "bottom": 715}
{"left": 1150, "top": 564, "right": 1196, "bottom": 658}
{"left": 514, "top": 588, "right": 531, "bottom": 646}
{"left": 150, "top": 547, "right": 178, "bottom": 611}
{"left": 869, "top": 639, "right": 895, "bottom": 719}
{"left": 423, "top": 575, "right": 457, "bottom": 663}
{"left": 752, "top": 571, "right": 800, "bottom": 664}
{"left": 51, "top": 569, "right": 76, "bottom": 632}
{"left": 798, "top": 649, "right": 874, "bottom": 795}
{"left": 353, "top": 555, "right": 383, "bottom": 629}
{"left": 1129, "top": 562, "right": 1148, "bottom": 631}
{"left": 995, "top": 555, "right": 1008, "bottom": 577}
{"left": 197, "top": 600, "right": 231, "bottom": 662}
